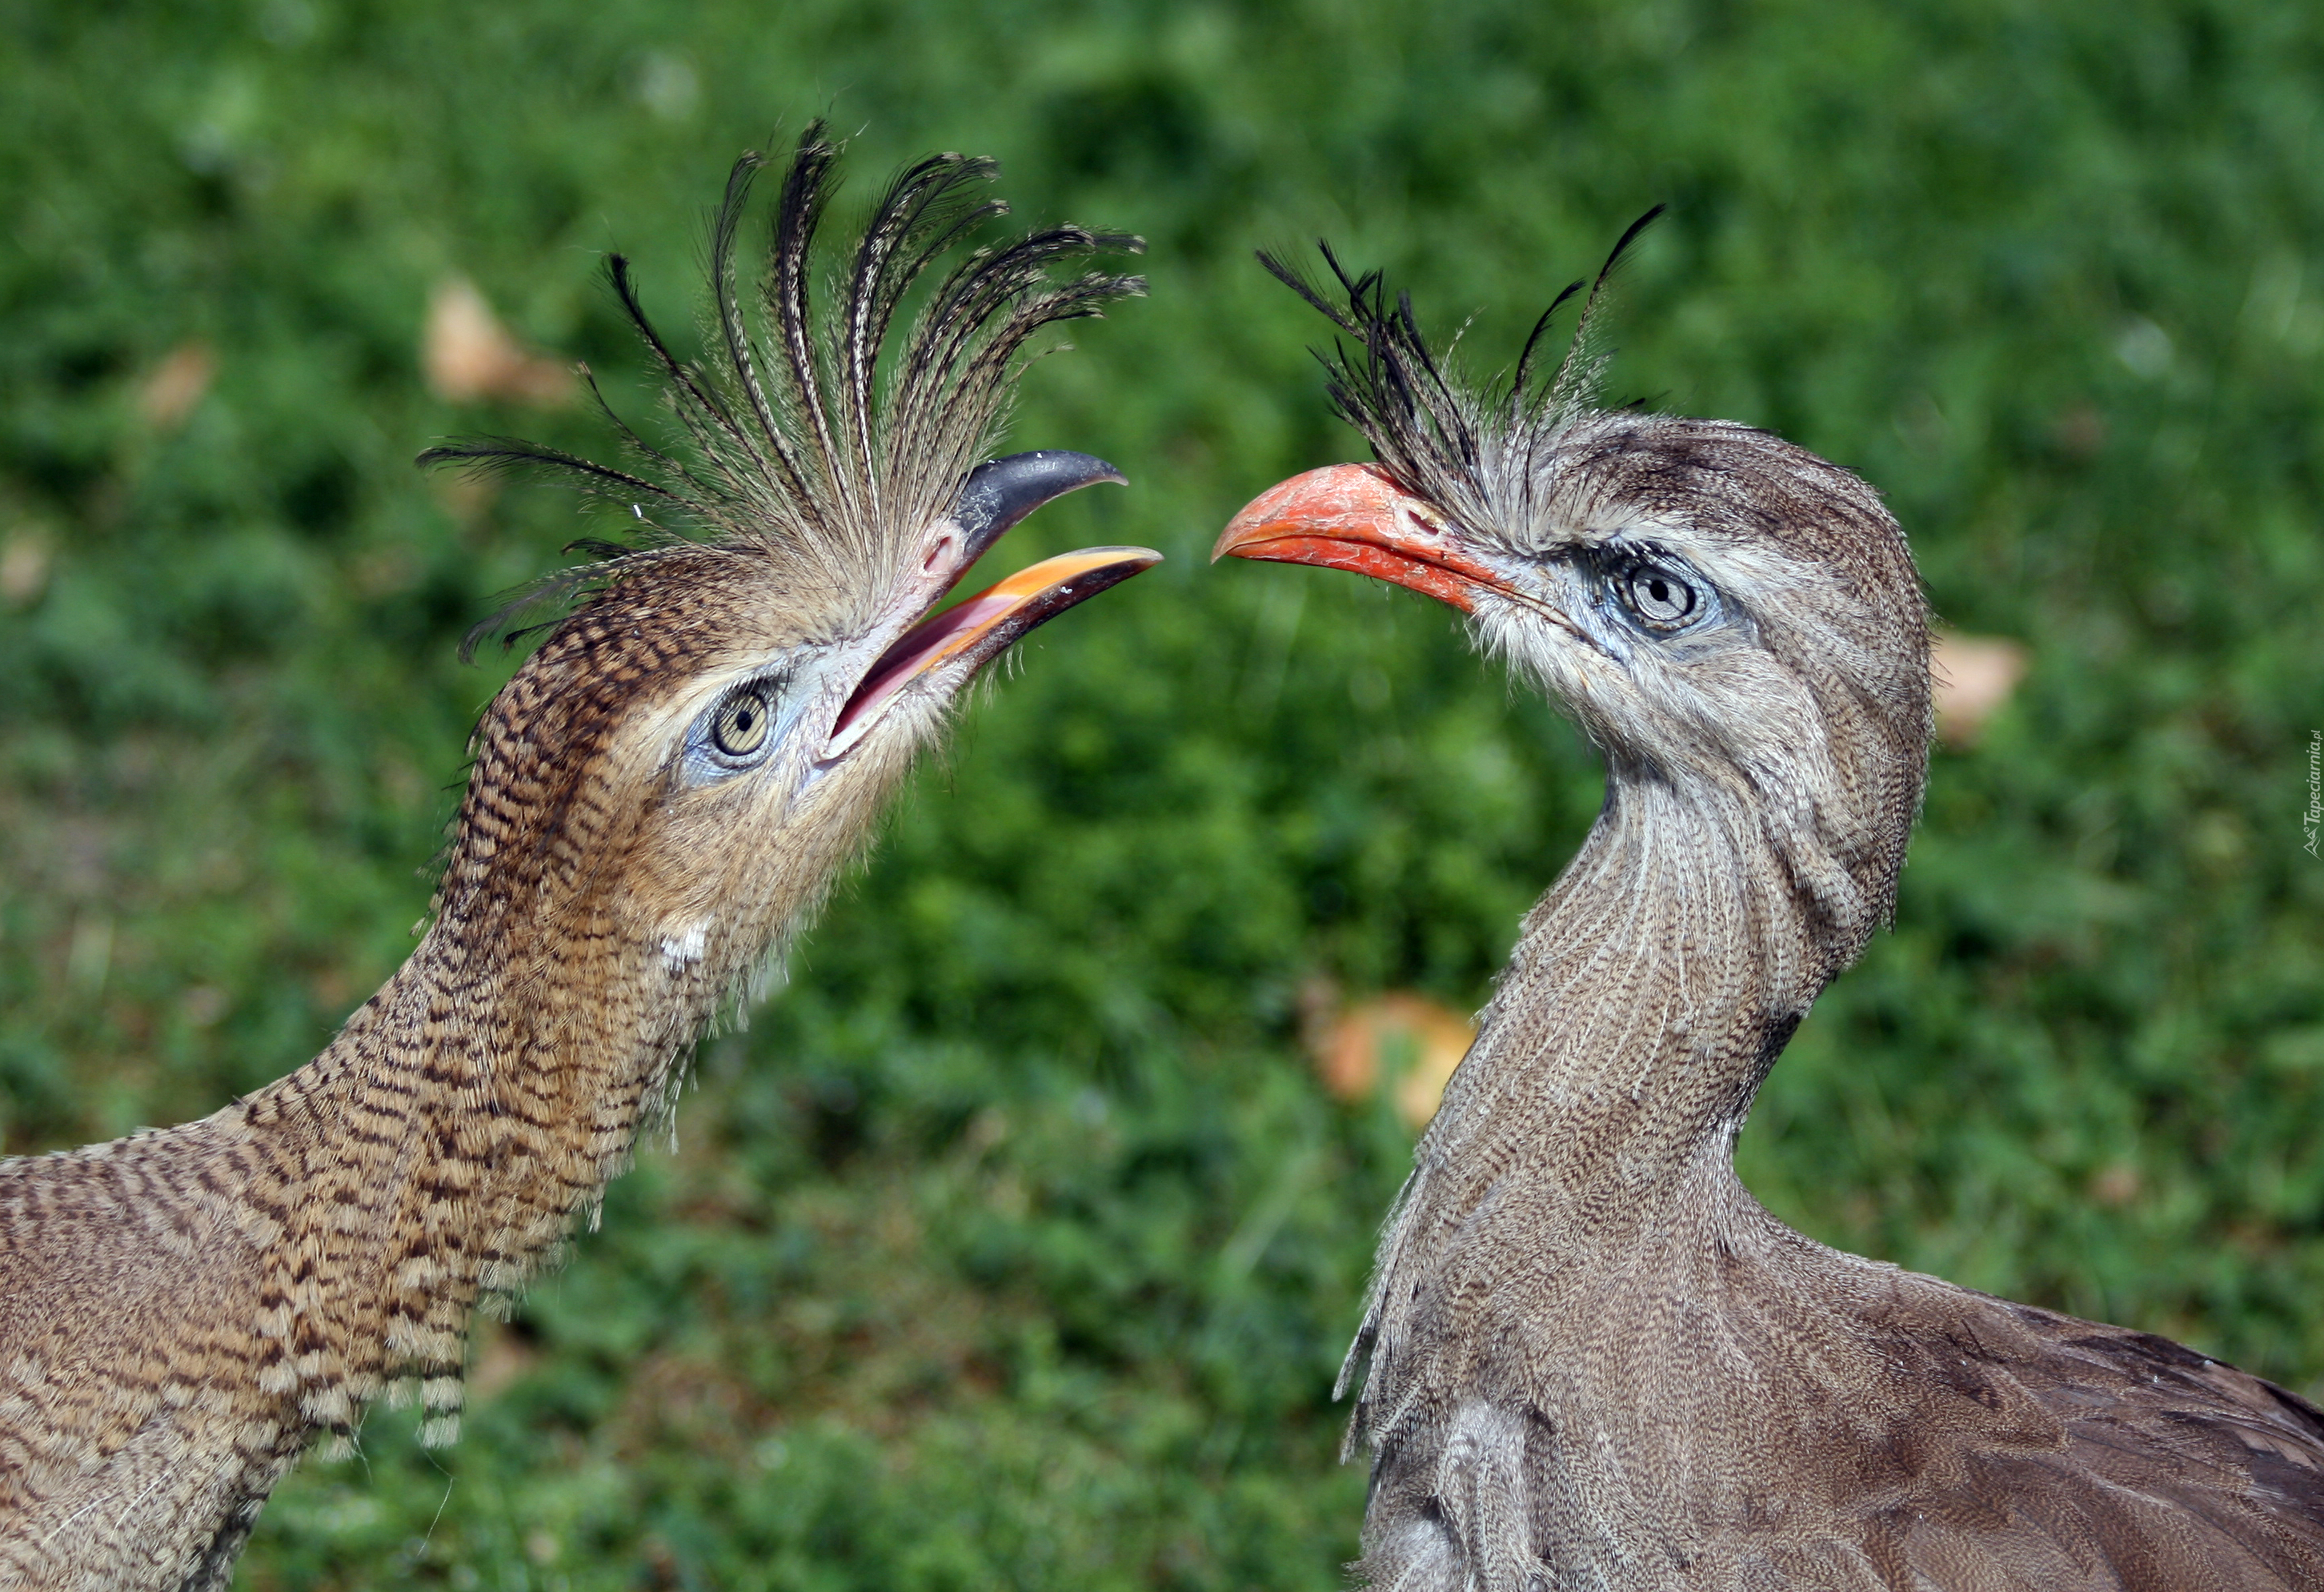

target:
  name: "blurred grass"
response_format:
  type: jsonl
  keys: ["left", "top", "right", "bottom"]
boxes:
{"left": 3, "top": 0, "right": 2322, "bottom": 1586}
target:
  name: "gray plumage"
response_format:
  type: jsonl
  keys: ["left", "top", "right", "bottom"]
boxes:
{"left": 0, "top": 124, "right": 1149, "bottom": 1591}
{"left": 1217, "top": 242, "right": 2324, "bottom": 1590}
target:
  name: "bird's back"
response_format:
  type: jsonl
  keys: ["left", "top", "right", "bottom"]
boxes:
{"left": 1351, "top": 1192, "right": 2324, "bottom": 1591}
{"left": 1823, "top": 1283, "right": 2324, "bottom": 1590}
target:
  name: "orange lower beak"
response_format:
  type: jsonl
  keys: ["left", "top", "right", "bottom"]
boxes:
{"left": 1211, "top": 463, "right": 1499, "bottom": 612}
{"left": 826, "top": 546, "right": 1160, "bottom": 756}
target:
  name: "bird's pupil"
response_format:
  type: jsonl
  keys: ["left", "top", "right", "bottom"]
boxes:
{"left": 714, "top": 688, "right": 772, "bottom": 756}
{"left": 1621, "top": 564, "right": 1699, "bottom": 628}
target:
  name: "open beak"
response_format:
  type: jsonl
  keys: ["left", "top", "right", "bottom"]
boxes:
{"left": 825, "top": 451, "right": 1160, "bottom": 757}
{"left": 828, "top": 546, "right": 1159, "bottom": 752}
{"left": 1211, "top": 463, "right": 1500, "bottom": 612}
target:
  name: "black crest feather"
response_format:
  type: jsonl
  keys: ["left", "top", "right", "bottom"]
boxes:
{"left": 1257, "top": 207, "right": 1663, "bottom": 535}
{"left": 423, "top": 120, "right": 1144, "bottom": 645}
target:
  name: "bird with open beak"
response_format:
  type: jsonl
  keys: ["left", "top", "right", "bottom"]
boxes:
{"left": 0, "top": 124, "right": 1153, "bottom": 1591}
{"left": 1216, "top": 231, "right": 2324, "bottom": 1590}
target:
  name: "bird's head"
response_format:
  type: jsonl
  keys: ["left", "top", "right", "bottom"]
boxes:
{"left": 419, "top": 126, "right": 1155, "bottom": 1001}
{"left": 1217, "top": 235, "right": 1930, "bottom": 957}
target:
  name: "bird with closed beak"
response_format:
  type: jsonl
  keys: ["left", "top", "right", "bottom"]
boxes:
{"left": 0, "top": 123, "right": 1155, "bottom": 1591}
{"left": 1216, "top": 227, "right": 2324, "bottom": 1590}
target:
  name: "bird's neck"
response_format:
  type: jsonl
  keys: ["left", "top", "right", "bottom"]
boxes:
{"left": 226, "top": 896, "right": 718, "bottom": 1439}
{"left": 1424, "top": 766, "right": 1869, "bottom": 1220}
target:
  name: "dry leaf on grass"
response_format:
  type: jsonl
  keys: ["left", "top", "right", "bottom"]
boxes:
{"left": 2090, "top": 1163, "right": 2143, "bottom": 1208}
{"left": 136, "top": 341, "right": 216, "bottom": 431}
{"left": 1307, "top": 987, "right": 1477, "bottom": 1129}
{"left": 427, "top": 468, "right": 502, "bottom": 529}
{"left": 1932, "top": 631, "right": 2028, "bottom": 747}
{"left": 425, "top": 275, "right": 575, "bottom": 406}
{"left": 466, "top": 1317, "right": 539, "bottom": 1403}
{"left": 0, "top": 527, "right": 52, "bottom": 608}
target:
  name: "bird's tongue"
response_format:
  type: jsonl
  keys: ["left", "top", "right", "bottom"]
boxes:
{"left": 826, "top": 546, "right": 1160, "bottom": 756}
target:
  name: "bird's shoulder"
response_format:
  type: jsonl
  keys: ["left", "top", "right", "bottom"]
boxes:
{"left": 1814, "top": 1275, "right": 2324, "bottom": 1590}
{"left": 1352, "top": 1220, "right": 2324, "bottom": 1590}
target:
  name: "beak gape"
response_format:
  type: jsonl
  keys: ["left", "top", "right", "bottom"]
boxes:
{"left": 827, "top": 451, "right": 1160, "bottom": 756}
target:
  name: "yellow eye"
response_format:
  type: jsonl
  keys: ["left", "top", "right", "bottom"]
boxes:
{"left": 711, "top": 688, "right": 771, "bottom": 757}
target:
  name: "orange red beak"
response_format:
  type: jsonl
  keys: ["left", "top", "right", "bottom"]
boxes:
{"left": 1210, "top": 463, "right": 1499, "bottom": 612}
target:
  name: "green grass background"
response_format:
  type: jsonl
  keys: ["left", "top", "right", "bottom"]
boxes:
{"left": 4, "top": 0, "right": 2322, "bottom": 1586}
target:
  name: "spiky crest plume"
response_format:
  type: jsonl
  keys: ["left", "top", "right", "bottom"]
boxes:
{"left": 424, "top": 121, "right": 1144, "bottom": 652}
{"left": 1256, "top": 207, "right": 1661, "bottom": 537}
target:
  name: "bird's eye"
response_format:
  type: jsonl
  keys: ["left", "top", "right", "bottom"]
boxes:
{"left": 1621, "top": 563, "right": 1700, "bottom": 629}
{"left": 679, "top": 674, "right": 791, "bottom": 786}
{"left": 710, "top": 686, "right": 772, "bottom": 758}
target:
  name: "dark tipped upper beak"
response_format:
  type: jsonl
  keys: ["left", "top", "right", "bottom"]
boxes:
{"left": 953, "top": 450, "right": 1128, "bottom": 567}
{"left": 1212, "top": 463, "right": 1503, "bottom": 612}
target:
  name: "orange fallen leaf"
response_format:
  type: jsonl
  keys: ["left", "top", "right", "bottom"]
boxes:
{"left": 425, "top": 275, "right": 575, "bottom": 407}
{"left": 1932, "top": 631, "right": 2027, "bottom": 747}
{"left": 1309, "top": 989, "right": 1477, "bottom": 1129}
{"left": 137, "top": 341, "right": 217, "bottom": 431}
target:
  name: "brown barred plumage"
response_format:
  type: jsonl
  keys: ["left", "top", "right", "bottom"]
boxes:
{"left": 0, "top": 123, "right": 1151, "bottom": 1590}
